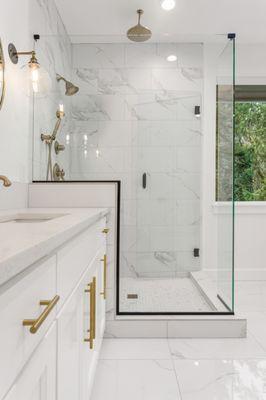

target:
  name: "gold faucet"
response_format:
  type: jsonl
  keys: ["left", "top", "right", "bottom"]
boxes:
{"left": 0, "top": 175, "right": 12, "bottom": 187}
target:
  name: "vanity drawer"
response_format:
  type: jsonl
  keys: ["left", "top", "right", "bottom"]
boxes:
{"left": 57, "top": 218, "right": 106, "bottom": 306}
{"left": 0, "top": 255, "right": 57, "bottom": 400}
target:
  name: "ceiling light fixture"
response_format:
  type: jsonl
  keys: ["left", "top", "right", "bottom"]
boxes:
{"left": 160, "top": 0, "right": 176, "bottom": 11}
{"left": 167, "top": 54, "right": 177, "bottom": 62}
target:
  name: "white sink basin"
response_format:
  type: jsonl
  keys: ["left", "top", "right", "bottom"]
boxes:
{"left": 0, "top": 213, "right": 68, "bottom": 224}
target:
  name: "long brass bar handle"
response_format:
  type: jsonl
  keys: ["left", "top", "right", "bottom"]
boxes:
{"left": 84, "top": 282, "right": 93, "bottom": 349}
{"left": 84, "top": 277, "right": 96, "bottom": 348}
{"left": 102, "top": 228, "right": 109, "bottom": 234}
{"left": 100, "top": 255, "right": 107, "bottom": 300}
{"left": 23, "top": 295, "right": 60, "bottom": 334}
{"left": 92, "top": 277, "right": 96, "bottom": 340}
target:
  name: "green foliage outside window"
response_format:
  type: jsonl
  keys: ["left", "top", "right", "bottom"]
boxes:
{"left": 234, "top": 102, "right": 266, "bottom": 201}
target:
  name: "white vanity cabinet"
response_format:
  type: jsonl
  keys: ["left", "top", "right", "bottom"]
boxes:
{"left": 1, "top": 213, "right": 108, "bottom": 400}
{"left": 4, "top": 323, "right": 57, "bottom": 400}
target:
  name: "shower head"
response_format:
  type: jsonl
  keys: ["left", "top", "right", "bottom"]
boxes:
{"left": 56, "top": 74, "right": 79, "bottom": 96}
{"left": 127, "top": 9, "right": 152, "bottom": 42}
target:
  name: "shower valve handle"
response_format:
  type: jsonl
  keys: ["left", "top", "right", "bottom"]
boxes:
{"left": 142, "top": 172, "right": 147, "bottom": 189}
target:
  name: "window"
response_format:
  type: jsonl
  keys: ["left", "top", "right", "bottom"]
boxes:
{"left": 216, "top": 85, "right": 266, "bottom": 201}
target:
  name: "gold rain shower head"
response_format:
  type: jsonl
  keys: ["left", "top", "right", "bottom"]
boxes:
{"left": 56, "top": 74, "right": 79, "bottom": 96}
{"left": 127, "top": 9, "right": 152, "bottom": 42}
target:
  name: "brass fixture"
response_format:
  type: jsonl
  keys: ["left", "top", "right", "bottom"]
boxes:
{"left": 41, "top": 109, "right": 65, "bottom": 181}
{"left": 53, "top": 163, "right": 65, "bottom": 181}
{"left": 100, "top": 254, "right": 107, "bottom": 300}
{"left": 22, "top": 295, "right": 60, "bottom": 334}
{"left": 54, "top": 141, "right": 65, "bottom": 154}
{"left": 0, "top": 39, "right": 5, "bottom": 110}
{"left": 8, "top": 43, "right": 39, "bottom": 68}
{"left": 8, "top": 43, "right": 40, "bottom": 92}
{"left": 102, "top": 228, "right": 110, "bottom": 234}
{"left": 127, "top": 10, "right": 152, "bottom": 42}
{"left": 56, "top": 74, "right": 79, "bottom": 96}
{"left": 0, "top": 175, "right": 11, "bottom": 187}
{"left": 84, "top": 277, "right": 96, "bottom": 349}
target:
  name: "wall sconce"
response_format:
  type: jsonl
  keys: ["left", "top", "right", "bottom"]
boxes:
{"left": 194, "top": 105, "right": 201, "bottom": 118}
{"left": 8, "top": 43, "right": 40, "bottom": 92}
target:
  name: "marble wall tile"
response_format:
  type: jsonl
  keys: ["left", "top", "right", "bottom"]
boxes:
{"left": 70, "top": 43, "right": 203, "bottom": 291}
{"left": 71, "top": 94, "right": 126, "bottom": 121}
{"left": 125, "top": 43, "right": 179, "bottom": 69}
{"left": 73, "top": 44, "right": 125, "bottom": 68}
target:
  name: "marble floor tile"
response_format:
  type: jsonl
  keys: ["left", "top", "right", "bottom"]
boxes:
{"left": 174, "top": 359, "right": 266, "bottom": 400}
{"left": 168, "top": 335, "right": 266, "bottom": 360}
{"left": 91, "top": 359, "right": 181, "bottom": 400}
{"left": 99, "top": 338, "right": 171, "bottom": 360}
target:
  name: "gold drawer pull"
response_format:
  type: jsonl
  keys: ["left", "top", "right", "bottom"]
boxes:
{"left": 23, "top": 295, "right": 60, "bottom": 334}
{"left": 102, "top": 228, "right": 109, "bottom": 234}
{"left": 100, "top": 254, "right": 107, "bottom": 300}
{"left": 84, "top": 277, "right": 96, "bottom": 349}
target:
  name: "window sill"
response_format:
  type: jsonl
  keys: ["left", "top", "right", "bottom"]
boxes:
{"left": 212, "top": 201, "right": 266, "bottom": 215}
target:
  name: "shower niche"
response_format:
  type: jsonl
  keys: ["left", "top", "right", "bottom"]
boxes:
{"left": 32, "top": 33, "right": 235, "bottom": 316}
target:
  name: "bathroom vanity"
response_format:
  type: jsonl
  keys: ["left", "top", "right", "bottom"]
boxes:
{"left": 0, "top": 208, "right": 108, "bottom": 400}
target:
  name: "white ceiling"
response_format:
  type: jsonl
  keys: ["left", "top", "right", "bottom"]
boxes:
{"left": 55, "top": 0, "right": 266, "bottom": 43}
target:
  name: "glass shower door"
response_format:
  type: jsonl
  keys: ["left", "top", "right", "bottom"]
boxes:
{"left": 216, "top": 36, "right": 235, "bottom": 312}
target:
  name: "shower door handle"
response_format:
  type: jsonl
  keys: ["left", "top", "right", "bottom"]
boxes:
{"left": 142, "top": 173, "right": 147, "bottom": 189}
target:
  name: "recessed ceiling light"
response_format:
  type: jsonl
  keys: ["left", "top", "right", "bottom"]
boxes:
{"left": 167, "top": 54, "right": 177, "bottom": 62}
{"left": 160, "top": 0, "right": 176, "bottom": 11}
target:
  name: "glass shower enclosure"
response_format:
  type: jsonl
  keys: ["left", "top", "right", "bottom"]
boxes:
{"left": 32, "top": 33, "right": 235, "bottom": 315}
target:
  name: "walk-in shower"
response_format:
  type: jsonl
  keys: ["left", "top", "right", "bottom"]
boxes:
{"left": 32, "top": 33, "right": 235, "bottom": 316}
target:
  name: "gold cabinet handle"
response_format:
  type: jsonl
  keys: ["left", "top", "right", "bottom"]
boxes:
{"left": 23, "top": 295, "right": 60, "bottom": 334}
{"left": 84, "top": 277, "right": 96, "bottom": 349}
{"left": 102, "top": 228, "right": 109, "bottom": 234}
{"left": 100, "top": 254, "right": 107, "bottom": 300}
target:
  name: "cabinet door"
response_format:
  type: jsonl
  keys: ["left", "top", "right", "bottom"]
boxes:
{"left": 4, "top": 323, "right": 56, "bottom": 400}
{"left": 57, "top": 276, "right": 84, "bottom": 400}
{"left": 80, "top": 260, "right": 99, "bottom": 400}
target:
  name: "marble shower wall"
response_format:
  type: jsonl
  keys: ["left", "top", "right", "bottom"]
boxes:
{"left": 31, "top": 0, "right": 72, "bottom": 180}
{"left": 70, "top": 43, "right": 203, "bottom": 278}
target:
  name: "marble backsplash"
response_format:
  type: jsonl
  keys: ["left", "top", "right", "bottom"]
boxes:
{"left": 31, "top": 0, "right": 72, "bottom": 180}
{"left": 69, "top": 42, "right": 203, "bottom": 279}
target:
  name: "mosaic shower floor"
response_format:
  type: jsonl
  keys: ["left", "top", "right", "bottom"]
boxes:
{"left": 120, "top": 276, "right": 213, "bottom": 313}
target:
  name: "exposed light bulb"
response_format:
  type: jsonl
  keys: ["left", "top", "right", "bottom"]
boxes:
{"left": 83, "top": 134, "right": 88, "bottom": 144}
{"left": 167, "top": 54, "right": 177, "bottom": 62}
{"left": 160, "top": 0, "right": 176, "bottom": 11}
{"left": 66, "top": 134, "right": 70, "bottom": 145}
{"left": 84, "top": 148, "right": 88, "bottom": 157}
{"left": 59, "top": 103, "right": 64, "bottom": 113}
{"left": 95, "top": 148, "right": 100, "bottom": 158}
{"left": 31, "top": 68, "right": 39, "bottom": 93}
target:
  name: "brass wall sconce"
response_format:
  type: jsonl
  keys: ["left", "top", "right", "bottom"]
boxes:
{"left": 0, "top": 39, "right": 5, "bottom": 110}
{"left": 8, "top": 43, "right": 40, "bottom": 92}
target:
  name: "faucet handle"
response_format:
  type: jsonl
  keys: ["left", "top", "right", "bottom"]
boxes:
{"left": 53, "top": 163, "right": 65, "bottom": 181}
{"left": 54, "top": 141, "right": 65, "bottom": 154}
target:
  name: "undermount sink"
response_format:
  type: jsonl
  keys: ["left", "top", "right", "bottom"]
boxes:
{"left": 0, "top": 213, "right": 68, "bottom": 224}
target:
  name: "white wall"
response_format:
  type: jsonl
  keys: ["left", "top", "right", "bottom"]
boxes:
{"left": 0, "top": 0, "right": 71, "bottom": 209}
{"left": 0, "top": 0, "right": 32, "bottom": 187}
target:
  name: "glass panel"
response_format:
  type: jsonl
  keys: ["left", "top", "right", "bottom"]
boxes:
{"left": 216, "top": 37, "right": 235, "bottom": 312}
{"left": 31, "top": 34, "right": 235, "bottom": 315}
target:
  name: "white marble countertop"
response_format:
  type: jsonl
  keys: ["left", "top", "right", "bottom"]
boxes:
{"left": 0, "top": 207, "right": 109, "bottom": 287}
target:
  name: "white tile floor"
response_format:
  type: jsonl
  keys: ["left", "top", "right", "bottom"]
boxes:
{"left": 92, "top": 282, "right": 266, "bottom": 399}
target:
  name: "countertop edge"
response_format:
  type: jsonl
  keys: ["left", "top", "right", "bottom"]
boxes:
{"left": 0, "top": 208, "right": 109, "bottom": 288}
